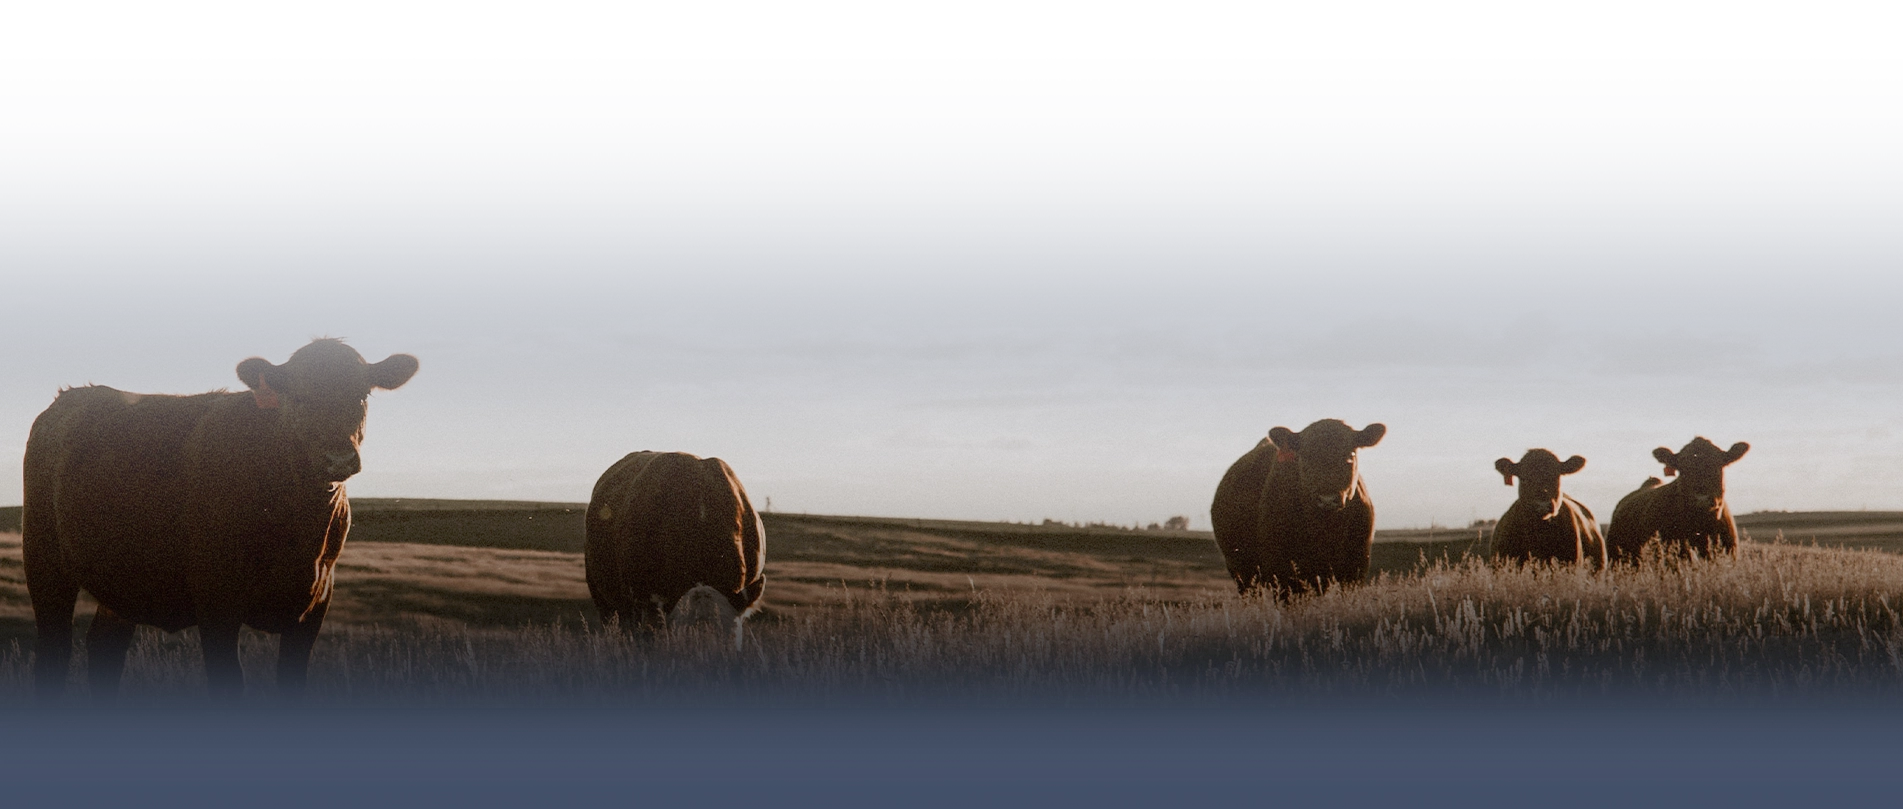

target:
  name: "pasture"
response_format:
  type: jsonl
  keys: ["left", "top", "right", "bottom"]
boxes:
{"left": 2, "top": 502, "right": 1903, "bottom": 704}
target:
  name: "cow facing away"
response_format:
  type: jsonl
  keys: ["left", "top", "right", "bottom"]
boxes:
{"left": 1210, "top": 419, "right": 1385, "bottom": 597}
{"left": 585, "top": 452, "right": 765, "bottom": 648}
{"left": 1606, "top": 437, "right": 1750, "bottom": 562}
{"left": 1490, "top": 450, "right": 1606, "bottom": 568}
{"left": 22, "top": 339, "right": 418, "bottom": 699}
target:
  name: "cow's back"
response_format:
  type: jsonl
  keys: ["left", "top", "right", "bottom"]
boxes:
{"left": 1607, "top": 478, "right": 1736, "bottom": 560}
{"left": 1210, "top": 440, "right": 1276, "bottom": 587}
{"left": 586, "top": 452, "right": 764, "bottom": 623}
{"left": 1573, "top": 498, "right": 1609, "bottom": 567}
{"left": 25, "top": 387, "right": 224, "bottom": 628}
{"left": 622, "top": 454, "right": 747, "bottom": 594}
{"left": 1606, "top": 478, "right": 1668, "bottom": 560}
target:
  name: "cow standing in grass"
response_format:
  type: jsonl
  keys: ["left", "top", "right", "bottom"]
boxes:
{"left": 1490, "top": 449, "right": 1606, "bottom": 568}
{"left": 585, "top": 452, "right": 764, "bottom": 646}
{"left": 1606, "top": 437, "right": 1750, "bottom": 562}
{"left": 1211, "top": 419, "right": 1386, "bottom": 596}
{"left": 23, "top": 339, "right": 419, "bottom": 699}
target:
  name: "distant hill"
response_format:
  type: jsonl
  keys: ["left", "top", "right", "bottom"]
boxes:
{"left": 11, "top": 501, "right": 1903, "bottom": 555}
{"left": 1734, "top": 511, "right": 1903, "bottom": 554}
{"left": 335, "top": 499, "right": 1488, "bottom": 561}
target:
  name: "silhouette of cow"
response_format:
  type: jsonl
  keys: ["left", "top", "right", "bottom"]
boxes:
{"left": 1210, "top": 419, "right": 1385, "bottom": 596}
{"left": 1606, "top": 437, "right": 1750, "bottom": 561}
{"left": 1490, "top": 449, "right": 1605, "bottom": 568}
{"left": 23, "top": 339, "right": 418, "bottom": 698}
{"left": 585, "top": 452, "right": 764, "bottom": 646}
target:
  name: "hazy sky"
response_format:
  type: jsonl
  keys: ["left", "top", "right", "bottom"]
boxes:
{"left": 11, "top": 60, "right": 1903, "bottom": 195}
{"left": 4, "top": 5, "right": 1902, "bottom": 528}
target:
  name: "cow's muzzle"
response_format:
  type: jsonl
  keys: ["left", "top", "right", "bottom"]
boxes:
{"left": 1532, "top": 498, "right": 1562, "bottom": 520}
{"left": 322, "top": 450, "right": 362, "bottom": 481}
{"left": 1313, "top": 494, "right": 1349, "bottom": 513}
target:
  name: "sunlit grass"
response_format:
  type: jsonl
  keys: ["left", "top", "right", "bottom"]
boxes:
{"left": 10, "top": 540, "right": 1903, "bottom": 706}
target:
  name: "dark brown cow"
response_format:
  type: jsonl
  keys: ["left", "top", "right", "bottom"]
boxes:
{"left": 1210, "top": 419, "right": 1385, "bottom": 596}
{"left": 1490, "top": 449, "right": 1606, "bottom": 568}
{"left": 22, "top": 339, "right": 418, "bottom": 698}
{"left": 585, "top": 452, "right": 765, "bottom": 644}
{"left": 1606, "top": 437, "right": 1750, "bottom": 562}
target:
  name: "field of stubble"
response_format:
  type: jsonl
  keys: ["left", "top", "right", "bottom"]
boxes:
{"left": 3, "top": 506, "right": 1903, "bottom": 705}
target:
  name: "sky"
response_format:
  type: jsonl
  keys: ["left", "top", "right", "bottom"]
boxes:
{"left": 11, "top": 0, "right": 1887, "bottom": 56}
{"left": 3, "top": 58, "right": 1903, "bottom": 194}
{"left": 4, "top": 4, "right": 1902, "bottom": 529}
{"left": 11, "top": 61, "right": 1903, "bottom": 529}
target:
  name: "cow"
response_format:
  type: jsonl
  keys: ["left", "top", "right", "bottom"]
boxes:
{"left": 1489, "top": 449, "right": 1606, "bottom": 568}
{"left": 1210, "top": 419, "right": 1385, "bottom": 597}
{"left": 585, "top": 452, "right": 765, "bottom": 648}
{"left": 1605, "top": 437, "right": 1750, "bottom": 562}
{"left": 22, "top": 339, "right": 418, "bottom": 699}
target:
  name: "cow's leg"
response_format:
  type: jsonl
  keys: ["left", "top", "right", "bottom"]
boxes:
{"left": 631, "top": 589, "right": 669, "bottom": 638}
{"left": 1233, "top": 562, "right": 1267, "bottom": 596}
{"left": 586, "top": 557, "right": 633, "bottom": 633}
{"left": 198, "top": 619, "right": 246, "bottom": 700}
{"left": 23, "top": 442, "right": 75, "bottom": 699}
{"left": 637, "top": 598, "right": 668, "bottom": 633}
{"left": 621, "top": 573, "right": 672, "bottom": 636}
{"left": 723, "top": 585, "right": 763, "bottom": 652}
{"left": 84, "top": 603, "right": 139, "bottom": 700}
{"left": 727, "top": 579, "right": 764, "bottom": 616}
{"left": 276, "top": 606, "right": 327, "bottom": 699}
{"left": 24, "top": 562, "right": 78, "bottom": 700}
{"left": 593, "top": 596, "right": 630, "bottom": 634}
{"left": 595, "top": 607, "right": 621, "bottom": 631}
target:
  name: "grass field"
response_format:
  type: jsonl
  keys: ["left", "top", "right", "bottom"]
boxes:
{"left": 0, "top": 503, "right": 1480, "bottom": 639}
{"left": 4, "top": 502, "right": 1903, "bottom": 704}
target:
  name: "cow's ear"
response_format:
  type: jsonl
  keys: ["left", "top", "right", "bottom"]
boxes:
{"left": 1494, "top": 458, "right": 1516, "bottom": 485}
{"left": 1724, "top": 442, "right": 1750, "bottom": 464}
{"left": 1559, "top": 455, "right": 1587, "bottom": 475}
{"left": 368, "top": 354, "right": 420, "bottom": 390}
{"left": 1268, "top": 426, "right": 1299, "bottom": 451}
{"left": 1354, "top": 423, "right": 1386, "bottom": 448}
{"left": 236, "top": 357, "right": 284, "bottom": 391}
{"left": 1652, "top": 446, "right": 1677, "bottom": 467}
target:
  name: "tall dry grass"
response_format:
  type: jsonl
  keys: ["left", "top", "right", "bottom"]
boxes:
{"left": 7, "top": 541, "right": 1903, "bottom": 706}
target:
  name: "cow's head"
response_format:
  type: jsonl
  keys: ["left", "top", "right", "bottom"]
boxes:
{"left": 1495, "top": 449, "right": 1586, "bottom": 519}
{"left": 1268, "top": 419, "right": 1385, "bottom": 512}
{"left": 237, "top": 339, "right": 419, "bottom": 483}
{"left": 1652, "top": 437, "right": 1749, "bottom": 512}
